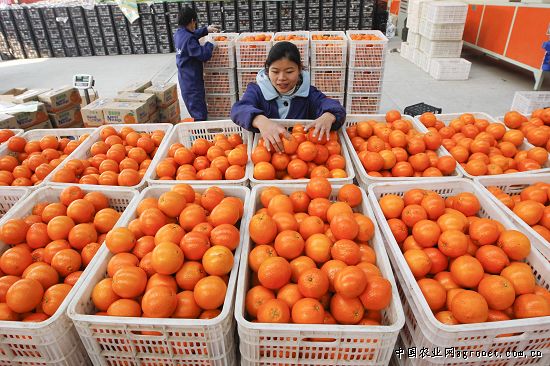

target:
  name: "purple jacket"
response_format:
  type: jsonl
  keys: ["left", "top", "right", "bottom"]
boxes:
{"left": 230, "top": 81, "right": 346, "bottom": 133}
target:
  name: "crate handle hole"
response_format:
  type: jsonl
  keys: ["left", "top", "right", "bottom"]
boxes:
{"left": 206, "top": 128, "right": 225, "bottom": 134}
{"left": 302, "top": 337, "right": 337, "bottom": 343}
{"left": 131, "top": 330, "right": 164, "bottom": 337}
{"left": 494, "top": 332, "right": 526, "bottom": 341}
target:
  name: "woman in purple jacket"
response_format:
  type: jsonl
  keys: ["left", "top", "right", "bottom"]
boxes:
{"left": 230, "top": 42, "right": 346, "bottom": 152}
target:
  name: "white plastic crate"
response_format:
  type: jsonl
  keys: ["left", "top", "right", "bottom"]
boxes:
{"left": 0, "top": 184, "right": 138, "bottom": 366}
{"left": 273, "top": 31, "right": 310, "bottom": 67}
{"left": 512, "top": 91, "right": 550, "bottom": 116}
{"left": 407, "top": 32, "right": 421, "bottom": 48}
{"left": 475, "top": 173, "right": 550, "bottom": 261}
{"left": 422, "top": 1, "right": 468, "bottom": 24}
{"left": 368, "top": 178, "right": 550, "bottom": 364}
{"left": 325, "top": 92, "right": 345, "bottom": 106}
{"left": 147, "top": 120, "right": 252, "bottom": 186}
{"left": 310, "top": 68, "right": 346, "bottom": 93}
{"left": 203, "top": 32, "right": 238, "bottom": 69}
{"left": 0, "top": 129, "right": 23, "bottom": 144}
{"left": 347, "top": 30, "right": 389, "bottom": 68}
{"left": 0, "top": 187, "right": 28, "bottom": 220}
{"left": 203, "top": 68, "right": 237, "bottom": 95}
{"left": 419, "top": 19, "right": 465, "bottom": 41}
{"left": 419, "top": 37, "right": 463, "bottom": 58}
{"left": 413, "top": 49, "right": 431, "bottom": 72}
{"left": 400, "top": 42, "right": 411, "bottom": 60}
{"left": 429, "top": 58, "right": 471, "bottom": 80}
{"left": 310, "top": 31, "right": 348, "bottom": 68}
{"left": 235, "top": 32, "right": 274, "bottom": 68}
{"left": 343, "top": 114, "right": 462, "bottom": 188}
{"left": 237, "top": 68, "right": 260, "bottom": 95}
{"left": 415, "top": 112, "right": 550, "bottom": 179}
{"left": 408, "top": 16, "right": 420, "bottom": 33}
{"left": 67, "top": 184, "right": 250, "bottom": 366}
{"left": 206, "top": 94, "right": 237, "bottom": 119}
{"left": 43, "top": 124, "right": 173, "bottom": 190}
{"left": 347, "top": 68, "right": 384, "bottom": 94}
{"left": 235, "top": 184, "right": 405, "bottom": 366}
{"left": 247, "top": 119, "right": 355, "bottom": 186}
{"left": 408, "top": 0, "right": 430, "bottom": 18}
{"left": 345, "top": 93, "right": 382, "bottom": 114}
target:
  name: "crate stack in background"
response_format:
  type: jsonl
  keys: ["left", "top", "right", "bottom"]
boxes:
{"left": 111, "top": 4, "right": 132, "bottom": 55}
{"left": 223, "top": 0, "right": 238, "bottom": 32}
{"left": 96, "top": 4, "right": 118, "bottom": 55}
{"left": 402, "top": 1, "right": 470, "bottom": 80}
{"left": 68, "top": 6, "right": 93, "bottom": 57}
{"left": 84, "top": 5, "right": 106, "bottom": 56}
{"left": 310, "top": 31, "right": 347, "bottom": 106}
{"left": 345, "top": 30, "right": 388, "bottom": 113}
{"left": 41, "top": 5, "right": 65, "bottom": 58}
{"left": 203, "top": 33, "right": 238, "bottom": 119}
{"left": 166, "top": 1, "right": 180, "bottom": 43}
{"left": 138, "top": 2, "right": 158, "bottom": 54}
{"left": 236, "top": 32, "right": 273, "bottom": 100}
{"left": 12, "top": 5, "right": 39, "bottom": 59}
{"left": 54, "top": 6, "right": 79, "bottom": 57}
{"left": 0, "top": 6, "right": 26, "bottom": 59}
{"left": 152, "top": 2, "right": 172, "bottom": 53}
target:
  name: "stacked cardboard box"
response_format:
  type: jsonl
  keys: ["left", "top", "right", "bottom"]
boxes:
{"left": 38, "top": 86, "right": 83, "bottom": 128}
{"left": 81, "top": 98, "right": 112, "bottom": 127}
{"left": 0, "top": 88, "right": 52, "bottom": 129}
{"left": 144, "top": 83, "right": 180, "bottom": 123}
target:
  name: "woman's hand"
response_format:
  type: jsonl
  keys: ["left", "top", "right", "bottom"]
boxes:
{"left": 305, "top": 113, "right": 336, "bottom": 142}
{"left": 253, "top": 116, "right": 290, "bottom": 152}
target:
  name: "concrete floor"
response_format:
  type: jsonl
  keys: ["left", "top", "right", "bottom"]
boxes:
{"left": 0, "top": 38, "right": 548, "bottom": 119}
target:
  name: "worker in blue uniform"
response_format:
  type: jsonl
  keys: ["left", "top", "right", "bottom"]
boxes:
{"left": 174, "top": 7, "right": 219, "bottom": 121}
{"left": 231, "top": 42, "right": 346, "bottom": 152}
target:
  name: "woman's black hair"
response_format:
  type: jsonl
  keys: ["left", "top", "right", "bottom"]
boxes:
{"left": 178, "top": 7, "right": 198, "bottom": 27}
{"left": 265, "top": 42, "right": 302, "bottom": 69}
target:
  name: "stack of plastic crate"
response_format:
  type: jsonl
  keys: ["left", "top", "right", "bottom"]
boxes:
{"left": 345, "top": 30, "right": 388, "bottom": 114}
{"left": 402, "top": 0, "right": 429, "bottom": 63}
{"left": 203, "top": 33, "right": 238, "bottom": 119}
{"left": 310, "top": 31, "right": 348, "bottom": 106}
{"left": 511, "top": 91, "right": 550, "bottom": 116}
{"left": 236, "top": 32, "right": 273, "bottom": 100}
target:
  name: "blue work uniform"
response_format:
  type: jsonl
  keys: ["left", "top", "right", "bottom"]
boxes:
{"left": 230, "top": 69, "right": 346, "bottom": 132}
{"left": 174, "top": 26, "right": 213, "bottom": 121}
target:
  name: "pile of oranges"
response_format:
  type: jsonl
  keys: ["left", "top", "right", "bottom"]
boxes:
{"left": 0, "top": 186, "right": 120, "bottom": 321}
{"left": 487, "top": 182, "right": 550, "bottom": 242}
{"left": 346, "top": 110, "right": 457, "bottom": 178}
{"left": 378, "top": 189, "right": 550, "bottom": 324}
{"left": 91, "top": 185, "right": 243, "bottom": 319}
{"left": 311, "top": 34, "right": 344, "bottom": 40}
{"left": 51, "top": 126, "right": 165, "bottom": 186}
{"left": 240, "top": 34, "right": 272, "bottom": 42}
{"left": 0, "top": 130, "right": 17, "bottom": 144}
{"left": 212, "top": 36, "right": 228, "bottom": 42}
{"left": 245, "top": 179, "right": 393, "bottom": 325}
{"left": 503, "top": 109, "right": 550, "bottom": 151}
{"left": 155, "top": 133, "right": 247, "bottom": 181}
{"left": 274, "top": 35, "right": 308, "bottom": 41}
{"left": 252, "top": 124, "right": 347, "bottom": 180}
{"left": 0, "top": 133, "right": 89, "bottom": 186}
{"left": 349, "top": 34, "right": 383, "bottom": 41}
{"left": 419, "top": 112, "right": 547, "bottom": 176}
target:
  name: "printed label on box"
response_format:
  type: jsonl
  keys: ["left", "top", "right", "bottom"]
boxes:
{"left": 103, "top": 101, "right": 149, "bottom": 124}
{"left": 81, "top": 98, "right": 112, "bottom": 126}
{"left": 48, "top": 105, "right": 82, "bottom": 128}
{"left": 0, "top": 101, "right": 49, "bottom": 129}
{"left": 159, "top": 100, "right": 180, "bottom": 122}
{"left": 38, "top": 85, "right": 81, "bottom": 112}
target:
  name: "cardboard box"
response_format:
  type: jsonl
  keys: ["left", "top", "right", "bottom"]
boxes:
{"left": 81, "top": 98, "right": 112, "bottom": 127}
{"left": 144, "top": 83, "right": 178, "bottom": 108}
{"left": 0, "top": 113, "right": 18, "bottom": 129}
{"left": 0, "top": 101, "right": 49, "bottom": 129}
{"left": 103, "top": 101, "right": 149, "bottom": 124}
{"left": 25, "top": 119, "right": 53, "bottom": 131}
{"left": 114, "top": 92, "right": 157, "bottom": 117}
{"left": 0, "top": 88, "right": 28, "bottom": 103}
{"left": 119, "top": 80, "right": 152, "bottom": 93}
{"left": 149, "top": 110, "right": 160, "bottom": 124}
{"left": 49, "top": 106, "right": 83, "bottom": 128}
{"left": 38, "top": 86, "right": 82, "bottom": 113}
{"left": 12, "top": 89, "right": 51, "bottom": 104}
{"left": 159, "top": 100, "right": 181, "bottom": 123}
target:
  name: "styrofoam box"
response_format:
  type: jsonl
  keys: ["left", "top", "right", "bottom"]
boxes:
{"left": 0, "top": 129, "right": 23, "bottom": 144}
{"left": 475, "top": 173, "right": 550, "bottom": 261}
{"left": 0, "top": 128, "right": 94, "bottom": 190}
{"left": 310, "top": 68, "right": 346, "bottom": 93}
{"left": 429, "top": 58, "right": 471, "bottom": 80}
{"left": 413, "top": 112, "right": 550, "bottom": 179}
{"left": 203, "top": 68, "right": 237, "bottom": 95}
{"left": 422, "top": 1, "right": 468, "bottom": 24}
{"left": 347, "top": 68, "right": 384, "bottom": 94}
{"left": 419, "top": 19, "right": 465, "bottom": 41}
{"left": 247, "top": 119, "right": 355, "bottom": 186}
{"left": 273, "top": 31, "right": 310, "bottom": 66}
{"left": 347, "top": 30, "right": 389, "bottom": 68}
{"left": 342, "top": 114, "right": 461, "bottom": 188}
{"left": 203, "top": 32, "right": 238, "bottom": 69}
{"left": 235, "top": 32, "right": 274, "bottom": 68}
{"left": 345, "top": 93, "right": 382, "bottom": 115}
{"left": 147, "top": 120, "right": 252, "bottom": 186}
{"left": 44, "top": 124, "right": 173, "bottom": 190}
{"left": 235, "top": 184, "right": 405, "bottom": 366}
{"left": 368, "top": 178, "right": 550, "bottom": 365}
{"left": 310, "top": 31, "right": 348, "bottom": 68}
{"left": 511, "top": 91, "right": 550, "bottom": 116}
{"left": 68, "top": 184, "right": 250, "bottom": 366}
{"left": 206, "top": 94, "right": 237, "bottom": 119}
{"left": 0, "top": 184, "right": 139, "bottom": 366}
{"left": 419, "top": 36, "right": 463, "bottom": 58}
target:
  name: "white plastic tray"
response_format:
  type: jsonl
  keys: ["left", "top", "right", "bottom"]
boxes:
{"left": 0, "top": 184, "right": 138, "bottom": 365}
{"left": 67, "top": 184, "right": 250, "bottom": 366}
{"left": 342, "top": 114, "right": 462, "bottom": 188}
{"left": 368, "top": 178, "right": 550, "bottom": 364}
{"left": 247, "top": 119, "right": 355, "bottom": 186}
{"left": 0, "top": 187, "right": 29, "bottom": 220}
{"left": 147, "top": 120, "right": 252, "bottom": 186}
{"left": 235, "top": 184, "right": 405, "bottom": 365}
{"left": 511, "top": 91, "right": 550, "bottom": 116}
